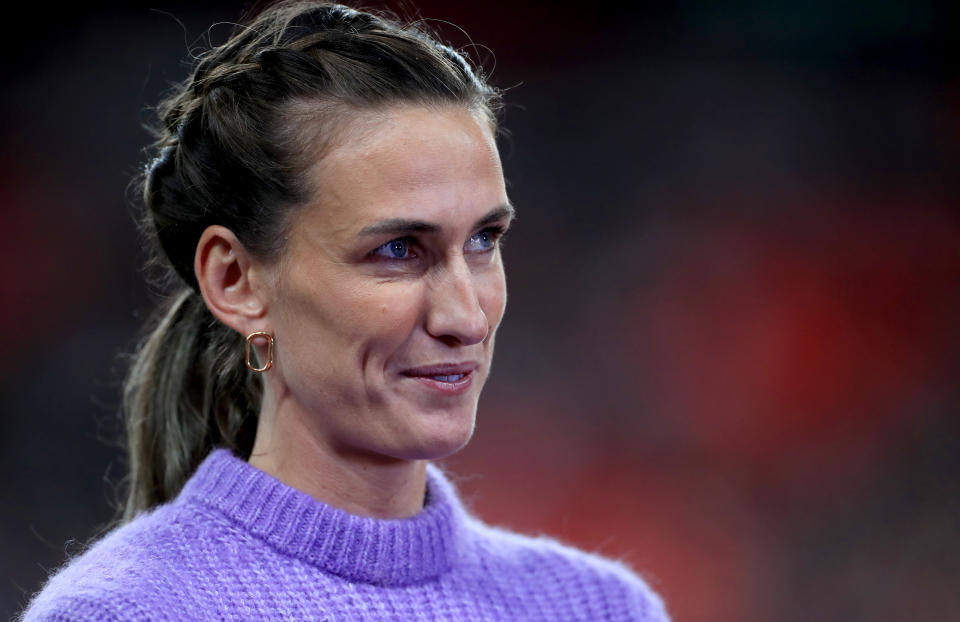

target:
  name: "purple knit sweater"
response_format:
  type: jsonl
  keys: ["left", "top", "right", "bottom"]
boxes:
{"left": 22, "top": 450, "right": 669, "bottom": 621}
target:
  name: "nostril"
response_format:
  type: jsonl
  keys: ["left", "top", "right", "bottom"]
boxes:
{"left": 429, "top": 312, "right": 487, "bottom": 346}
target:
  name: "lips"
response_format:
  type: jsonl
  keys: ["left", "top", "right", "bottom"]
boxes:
{"left": 401, "top": 362, "right": 477, "bottom": 378}
{"left": 401, "top": 362, "right": 478, "bottom": 394}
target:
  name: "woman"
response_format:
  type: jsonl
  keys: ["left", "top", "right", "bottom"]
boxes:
{"left": 23, "top": 2, "right": 669, "bottom": 620}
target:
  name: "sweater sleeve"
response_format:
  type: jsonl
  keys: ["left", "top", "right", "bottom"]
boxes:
{"left": 20, "top": 593, "right": 130, "bottom": 622}
{"left": 581, "top": 552, "right": 671, "bottom": 621}
{"left": 467, "top": 520, "right": 671, "bottom": 621}
{"left": 618, "top": 565, "right": 671, "bottom": 621}
{"left": 19, "top": 546, "right": 174, "bottom": 622}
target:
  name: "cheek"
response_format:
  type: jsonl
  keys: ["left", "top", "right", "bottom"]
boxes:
{"left": 363, "top": 286, "right": 424, "bottom": 348}
{"left": 276, "top": 273, "right": 424, "bottom": 364}
{"left": 334, "top": 279, "right": 430, "bottom": 359}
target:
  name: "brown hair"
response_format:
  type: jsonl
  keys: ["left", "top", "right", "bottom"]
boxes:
{"left": 123, "top": 0, "right": 501, "bottom": 520}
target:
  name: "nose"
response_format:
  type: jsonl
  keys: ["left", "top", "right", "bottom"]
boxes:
{"left": 425, "top": 257, "right": 489, "bottom": 346}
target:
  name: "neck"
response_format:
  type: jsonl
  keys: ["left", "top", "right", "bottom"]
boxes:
{"left": 250, "top": 390, "right": 428, "bottom": 519}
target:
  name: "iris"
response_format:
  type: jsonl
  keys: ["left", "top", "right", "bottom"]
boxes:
{"left": 374, "top": 238, "right": 411, "bottom": 259}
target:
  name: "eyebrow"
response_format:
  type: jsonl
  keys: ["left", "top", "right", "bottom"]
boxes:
{"left": 358, "top": 203, "right": 515, "bottom": 237}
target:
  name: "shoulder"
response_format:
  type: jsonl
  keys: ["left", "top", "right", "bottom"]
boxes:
{"left": 463, "top": 518, "right": 671, "bottom": 621}
{"left": 20, "top": 502, "right": 216, "bottom": 622}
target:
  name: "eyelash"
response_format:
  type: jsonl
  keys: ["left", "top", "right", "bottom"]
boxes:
{"left": 370, "top": 225, "right": 508, "bottom": 261}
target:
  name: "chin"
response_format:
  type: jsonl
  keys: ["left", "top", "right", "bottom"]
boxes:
{"left": 392, "top": 407, "right": 477, "bottom": 461}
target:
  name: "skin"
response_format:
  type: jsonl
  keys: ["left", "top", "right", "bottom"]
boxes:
{"left": 195, "top": 104, "right": 513, "bottom": 518}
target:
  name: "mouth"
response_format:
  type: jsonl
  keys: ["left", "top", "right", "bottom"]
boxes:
{"left": 401, "top": 363, "right": 478, "bottom": 395}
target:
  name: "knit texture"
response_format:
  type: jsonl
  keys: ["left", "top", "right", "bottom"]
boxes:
{"left": 22, "top": 450, "right": 669, "bottom": 621}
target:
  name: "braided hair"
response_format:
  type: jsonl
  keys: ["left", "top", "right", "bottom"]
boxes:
{"left": 123, "top": 1, "right": 500, "bottom": 520}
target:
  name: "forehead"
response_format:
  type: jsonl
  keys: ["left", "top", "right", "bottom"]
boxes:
{"left": 297, "top": 105, "right": 506, "bottom": 235}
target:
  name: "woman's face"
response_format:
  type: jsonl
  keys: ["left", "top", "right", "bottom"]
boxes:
{"left": 263, "top": 105, "right": 511, "bottom": 462}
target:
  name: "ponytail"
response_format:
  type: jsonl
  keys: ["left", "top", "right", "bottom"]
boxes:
{"left": 121, "top": 289, "right": 260, "bottom": 521}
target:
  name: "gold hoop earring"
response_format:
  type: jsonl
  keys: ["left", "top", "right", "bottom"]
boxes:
{"left": 245, "top": 331, "right": 274, "bottom": 372}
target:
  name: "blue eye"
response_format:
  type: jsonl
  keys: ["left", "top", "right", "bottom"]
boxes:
{"left": 373, "top": 238, "right": 413, "bottom": 259}
{"left": 465, "top": 228, "right": 501, "bottom": 253}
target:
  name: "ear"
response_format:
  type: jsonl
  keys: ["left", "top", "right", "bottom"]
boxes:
{"left": 195, "top": 225, "right": 270, "bottom": 336}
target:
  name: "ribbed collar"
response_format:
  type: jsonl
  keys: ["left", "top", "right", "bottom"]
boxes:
{"left": 177, "top": 449, "right": 467, "bottom": 586}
